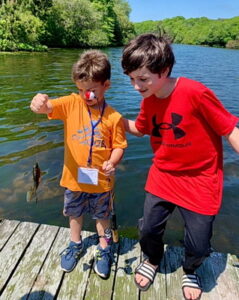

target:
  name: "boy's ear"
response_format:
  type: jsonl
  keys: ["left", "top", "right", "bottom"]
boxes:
{"left": 162, "top": 67, "right": 170, "bottom": 77}
{"left": 158, "top": 67, "right": 169, "bottom": 78}
{"left": 104, "top": 80, "right": 111, "bottom": 90}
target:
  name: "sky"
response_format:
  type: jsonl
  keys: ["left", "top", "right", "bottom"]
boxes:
{"left": 127, "top": 0, "right": 239, "bottom": 22}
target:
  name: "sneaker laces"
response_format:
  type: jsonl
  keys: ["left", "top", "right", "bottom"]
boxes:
{"left": 95, "top": 247, "right": 112, "bottom": 262}
{"left": 60, "top": 243, "right": 82, "bottom": 259}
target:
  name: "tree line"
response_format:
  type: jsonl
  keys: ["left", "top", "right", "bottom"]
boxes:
{"left": 134, "top": 16, "right": 239, "bottom": 49}
{"left": 0, "top": 0, "right": 135, "bottom": 51}
{"left": 0, "top": 1, "right": 238, "bottom": 51}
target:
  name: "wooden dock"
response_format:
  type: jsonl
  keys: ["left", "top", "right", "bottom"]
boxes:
{"left": 0, "top": 219, "right": 239, "bottom": 300}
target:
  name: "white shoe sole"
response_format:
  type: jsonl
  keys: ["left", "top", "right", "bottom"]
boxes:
{"left": 93, "top": 246, "right": 108, "bottom": 278}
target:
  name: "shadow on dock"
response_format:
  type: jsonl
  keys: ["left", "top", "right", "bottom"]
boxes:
{"left": 20, "top": 290, "right": 54, "bottom": 300}
{"left": 162, "top": 244, "right": 229, "bottom": 293}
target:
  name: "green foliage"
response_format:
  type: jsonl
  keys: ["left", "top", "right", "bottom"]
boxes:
{"left": 0, "top": 0, "right": 135, "bottom": 51}
{"left": 113, "top": 0, "right": 135, "bottom": 45}
{"left": 3, "top": 1, "right": 237, "bottom": 51}
{"left": 134, "top": 16, "right": 239, "bottom": 49}
{"left": 44, "top": 0, "right": 102, "bottom": 47}
{"left": 0, "top": 2, "right": 46, "bottom": 51}
{"left": 226, "top": 40, "right": 239, "bottom": 49}
{"left": 134, "top": 20, "right": 159, "bottom": 35}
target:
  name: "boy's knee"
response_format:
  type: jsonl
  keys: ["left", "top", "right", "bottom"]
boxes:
{"left": 186, "top": 246, "right": 211, "bottom": 258}
{"left": 140, "top": 228, "right": 164, "bottom": 243}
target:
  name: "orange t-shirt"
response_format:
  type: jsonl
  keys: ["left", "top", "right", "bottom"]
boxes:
{"left": 48, "top": 93, "right": 127, "bottom": 193}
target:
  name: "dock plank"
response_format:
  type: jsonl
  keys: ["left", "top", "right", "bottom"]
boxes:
{"left": 84, "top": 242, "right": 119, "bottom": 300}
{"left": 29, "top": 227, "right": 69, "bottom": 299}
{"left": 113, "top": 237, "right": 140, "bottom": 300}
{"left": 199, "top": 252, "right": 239, "bottom": 300}
{"left": 0, "top": 219, "right": 20, "bottom": 250}
{"left": 193, "top": 254, "right": 222, "bottom": 300}
{"left": 164, "top": 246, "right": 185, "bottom": 300}
{"left": 230, "top": 253, "right": 239, "bottom": 279}
{"left": 0, "top": 221, "right": 39, "bottom": 294}
{"left": 1, "top": 223, "right": 58, "bottom": 300}
{"left": 217, "top": 253, "right": 239, "bottom": 299}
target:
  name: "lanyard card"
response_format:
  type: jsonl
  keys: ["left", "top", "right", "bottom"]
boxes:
{"left": 78, "top": 167, "right": 99, "bottom": 185}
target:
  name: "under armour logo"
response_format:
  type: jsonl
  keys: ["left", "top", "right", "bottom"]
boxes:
{"left": 151, "top": 113, "right": 186, "bottom": 139}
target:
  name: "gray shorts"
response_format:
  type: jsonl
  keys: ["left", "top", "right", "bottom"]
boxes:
{"left": 63, "top": 189, "right": 113, "bottom": 219}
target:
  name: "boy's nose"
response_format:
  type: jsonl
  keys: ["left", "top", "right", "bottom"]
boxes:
{"left": 134, "top": 82, "right": 141, "bottom": 91}
{"left": 85, "top": 91, "right": 96, "bottom": 100}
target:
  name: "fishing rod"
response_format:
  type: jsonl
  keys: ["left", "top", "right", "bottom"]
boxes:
{"left": 110, "top": 189, "right": 119, "bottom": 243}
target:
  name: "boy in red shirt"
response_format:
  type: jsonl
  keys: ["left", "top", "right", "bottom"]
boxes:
{"left": 122, "top": 33, "right": 239, "bottom": 300}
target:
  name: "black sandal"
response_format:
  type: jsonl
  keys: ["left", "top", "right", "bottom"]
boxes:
{"left": 134, "top": 260, "right": 158, "bottom": 291}
{"left": 182, "top": 273, "right": 202, "bottom": 300}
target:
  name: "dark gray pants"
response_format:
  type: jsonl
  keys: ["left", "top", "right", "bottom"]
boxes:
{"left": 139, "top": 192, "right": 215, "bottom": 273}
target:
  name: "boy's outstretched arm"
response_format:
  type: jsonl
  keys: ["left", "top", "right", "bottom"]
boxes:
{"left": 123, "top": 118, "right": 144, "bottom": 137}
{"left": 30, "top": 93, "right": 53, "bottom": 114}
{"left": 102, "top": 148, "right": 124, "bottom": 176}
{"left": 225, "top": 126, "right": 239, "bottom": 153}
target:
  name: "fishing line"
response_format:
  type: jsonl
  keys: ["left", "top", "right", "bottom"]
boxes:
{"left": 26, "top": 102, "right": 41, "bottom": 203}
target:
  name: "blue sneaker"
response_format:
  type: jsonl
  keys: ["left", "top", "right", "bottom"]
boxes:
{"left": 60, "top": 241, "right": 83, "bottom": 272}
{"left": 93, "top": 244, "right": 112, "bottom": 278}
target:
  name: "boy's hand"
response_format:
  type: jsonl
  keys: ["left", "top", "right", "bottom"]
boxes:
{"left": 102, "top": 160, "right": 115, "bottom": 176}
{"left": 30, "top": 93, "right": 52, "bottom": 114}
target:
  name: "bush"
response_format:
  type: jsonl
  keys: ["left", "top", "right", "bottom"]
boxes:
{"left": 0, "top": 3, "right": 46, "bottom": 51}
{"left": 0, "top": 39, "right": 17, "bottom": 51}
{"left": 226, "top": 40, "right": 239, "bottom": 49}
{"left": 13, "top": 10, "right": 45, "bottom": 45}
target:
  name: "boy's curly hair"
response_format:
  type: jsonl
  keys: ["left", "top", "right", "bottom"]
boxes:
{"left": 72, "top": 50, "right": 111, "bottom": 83}
{"left": 122, "top": 33, "right": 175, "bottom": 77}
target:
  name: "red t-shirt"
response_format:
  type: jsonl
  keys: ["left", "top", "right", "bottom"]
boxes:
{"left": 135, "top": 77, "right": 238, "bottom": 215}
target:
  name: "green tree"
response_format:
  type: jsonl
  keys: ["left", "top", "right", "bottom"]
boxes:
{"left": 112, "top": 0, "right": 135, "bottom": 45}
{"left": 44, "top": 0, "right": 107, "bottom": 47}
{"left": 133, "top": 15, "right": 239, "bottom": 49}
{"left": 0, "top": 1, "right": 45, "bottom": 51}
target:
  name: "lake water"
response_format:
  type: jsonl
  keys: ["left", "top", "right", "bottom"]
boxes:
{"left": 0, "top": 45, "right": 239, "bottom": 254}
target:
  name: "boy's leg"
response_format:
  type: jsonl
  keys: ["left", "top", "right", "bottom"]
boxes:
{"left": 140, "top": 192, "right": 175, "bottom": 264}
{"left": 93, "top": 218, "right": 112, "bottom": 279}
{"left": 70, "top": 215, "right": 83, "bottom": 242}
{"left": 91, "top": 191, "right": 113, "bottom": 278}
{"left": 96, "top": 218, "right": 111, "bottom": 249}
{"left": 61, "top": 190, "right": 86, "bottom": 272}
{"left": 94, "top": 219, "right": 112, "bottom": 278}
{"left": 60, "top": 215, "right": 84, "bottom": 272}
{"left": 179, "top": 207, "right": 215, "bottom": 300}
{"left": 136, "top": 193, "right": 175, "bottom": 289}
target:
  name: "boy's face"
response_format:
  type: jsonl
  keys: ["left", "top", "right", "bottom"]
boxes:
{"left": 128, "top": 67, "right": 168, "bottom": 98}
{"left": 76, "top": 80, "right": 110, "bottom": 107}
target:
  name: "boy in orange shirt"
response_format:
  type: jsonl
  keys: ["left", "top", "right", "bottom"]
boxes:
{"left": 30, "top": 50, "right": 127, "bottom": 278}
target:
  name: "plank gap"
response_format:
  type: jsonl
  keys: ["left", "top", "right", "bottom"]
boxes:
{"left": 54, "top": 271, "right": 66, "bottom": 300}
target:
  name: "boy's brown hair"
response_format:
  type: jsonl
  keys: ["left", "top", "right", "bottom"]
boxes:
{"left": 121, "top": 33, "right": 175, "bottom": 77}
{"left": 72, "top": 50, "right": 111, "bottom": 84}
